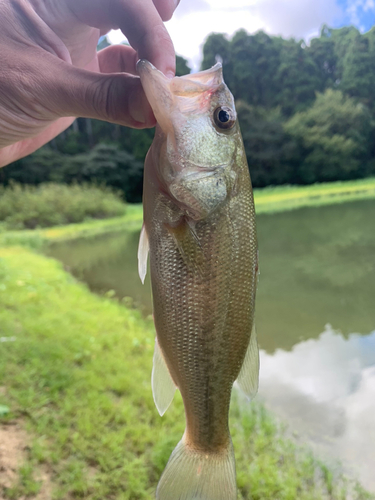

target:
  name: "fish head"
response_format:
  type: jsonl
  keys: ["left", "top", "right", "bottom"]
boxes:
{"left": 137, "top": 60, "right": 242, "bottom": 219}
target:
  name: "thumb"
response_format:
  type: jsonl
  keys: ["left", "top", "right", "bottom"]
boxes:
{"left": 40, "top": 54, "right": 156, "bottom": 128}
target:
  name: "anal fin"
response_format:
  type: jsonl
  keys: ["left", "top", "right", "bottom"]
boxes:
{"left": 152, "top": 338, "right": 176, "bottom": 416}
{"left": 236, "top": 323, "right": 259, "bottom": 400}
{"left": 138, "top": 223, "right": 149, "bottom": 284}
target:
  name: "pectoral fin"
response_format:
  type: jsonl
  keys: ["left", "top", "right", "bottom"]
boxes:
{"left": 152, "top": 338, "right": 176, "bottom": 416}
{"left": 236, "top": 323, "right": 259, "bottom": 400}
{"left": 138, "top": 224, "right": 149, "bottom": 284}
{"left": 167, "top": 221, "right": 205, "bottom": 277}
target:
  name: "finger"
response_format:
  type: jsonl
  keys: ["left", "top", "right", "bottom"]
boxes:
{"left": 152, "top": 0, "right": 180, "bottom": 21}
{"left": 112, "top": 0, "right": 175, "bottom": 77}
{"left": 97, "top": 44, "right": 138, "bottom": 75}
{"left": 68, "top": 0, "right": 176, "bottom": 77}
{"left": 41, "top": 53, "right": 155, "bottom": 127}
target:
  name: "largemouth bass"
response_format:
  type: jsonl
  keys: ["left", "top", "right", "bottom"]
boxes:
{"left": 137, "top": 60, "right": 259, "bottom": 500}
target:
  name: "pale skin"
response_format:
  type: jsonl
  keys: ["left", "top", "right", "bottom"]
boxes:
{"left": 0, "top": 0, "right": 178, "bottom": 168}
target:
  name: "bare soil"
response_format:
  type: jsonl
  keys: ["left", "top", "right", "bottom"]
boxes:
{"left": 0, "top": 388, "right": 52, "bottom": 500}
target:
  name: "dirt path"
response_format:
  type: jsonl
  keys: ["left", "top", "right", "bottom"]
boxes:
{"left": 0, "top": 392, "right": 52, "bottom": 500}
{"left": 0, "top": 422, "right": 28, "bottom": 497}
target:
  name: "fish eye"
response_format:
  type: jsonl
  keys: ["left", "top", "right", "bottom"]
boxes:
{"left": 213, "top": 106, "right": 236, "bottom": 130}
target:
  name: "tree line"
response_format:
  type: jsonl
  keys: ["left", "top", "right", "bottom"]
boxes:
{"left": 1, "top": 26, "right": 375, "bottom": 201}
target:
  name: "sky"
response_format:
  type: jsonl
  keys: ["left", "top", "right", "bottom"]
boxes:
{"left": 107, "top": 0, "right": 375, "bottom": 71}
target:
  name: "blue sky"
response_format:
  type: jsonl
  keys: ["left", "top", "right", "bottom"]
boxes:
{"left": 108, "top": 0, "right": 375, "bottom": 70}
{"left": 337, "top": 0, "right": 375, "bottom": 31}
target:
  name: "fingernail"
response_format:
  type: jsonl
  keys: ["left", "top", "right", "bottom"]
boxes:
{"left": 166, "top": 70, "right": 175, "bottom": 79}
{"left": 129, "top": 90, "right": 146, "bottom": 124}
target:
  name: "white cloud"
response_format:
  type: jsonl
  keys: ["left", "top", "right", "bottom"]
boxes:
{"left": 108, "top": 0, "right": 345, "bottom": 71}
{"left": 253, "top": 0, "right": 343, "bottom": 40}
{"left": 165, "top": 8, "right": 266, "bottom": 70}
{"left": 173, "top": 0, "right": 211, "bottom": 18}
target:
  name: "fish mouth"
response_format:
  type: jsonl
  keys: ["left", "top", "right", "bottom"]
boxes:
{"left": 136, "top": 59, "right": 225, "bottom": 136}
{"left": 137, "top": 60, "right": 174, "bottom": 135}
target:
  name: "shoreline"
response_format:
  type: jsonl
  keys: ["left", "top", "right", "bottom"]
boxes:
{"left": 1, "top": 178, "right": 375, "bottom": 248}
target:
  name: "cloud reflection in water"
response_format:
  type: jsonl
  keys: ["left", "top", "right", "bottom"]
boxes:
{"left": 258, "top": 325, "right": 375, "bottom": 491}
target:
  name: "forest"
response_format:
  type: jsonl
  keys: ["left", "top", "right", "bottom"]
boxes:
{"left": 1, "top": 25, "right": 375, "bottom": 202}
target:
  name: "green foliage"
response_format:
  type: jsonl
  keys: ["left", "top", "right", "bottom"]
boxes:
{"left": 175, "top": 55, "right": 191, "bottom": 76}
{"left": 2, "top": 143, "right": 145, "bottom": 202}
{"left": 0, "top": 183, "right": 126, "bottom": 230}
{"left": 237, "top": 101, "right": 297, "bottom": 186}
{"left": 284, "top": 89, "right": 375, "bottom": 183}
{"left": 202, "top": 30, "right": 322, "bottom": 115}
{"left": 0, "top": 247, "right": 372, "bottom": 499}
{"left": 62, "top": 143, "right": 145, "bottom": 203}
{"left": 199, "top": 26, "right": 375, "bottom": 187}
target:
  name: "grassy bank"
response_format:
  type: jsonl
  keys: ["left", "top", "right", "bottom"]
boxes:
{"left": 0, "top": 247, "right": 373, "bottom": 500}
{"left": 0, "top": 184, "right": 127, "bottom": 230}
{"left": 0, "top": 204, "right": 143, "bottom": 249}
{"left": 254, "top": 177, "right": 375, "bottom": 213}
{"left": 2, "top": 178, "right": 374, "bottom": 249}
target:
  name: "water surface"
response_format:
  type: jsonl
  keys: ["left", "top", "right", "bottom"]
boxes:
{"left": 48, "top": 199, "right": 375, "bottom": 490}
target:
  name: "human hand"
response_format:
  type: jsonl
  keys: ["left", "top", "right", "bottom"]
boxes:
{"left": 0, "top": 0, "right": 177, "bottom": 167}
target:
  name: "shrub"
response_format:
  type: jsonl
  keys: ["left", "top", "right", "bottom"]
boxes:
{"left": 0, "top": 183, "right": 126, "bottom": 230}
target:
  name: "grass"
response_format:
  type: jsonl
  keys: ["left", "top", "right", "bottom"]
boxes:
{"left": 253, "top": 177, "right": 375, "bottom": 214}
{"left": 0, "top": 247, "right": 373, "bottom": 500}
{"left": 0, "top": 183, "right": 127, "bottom": 230}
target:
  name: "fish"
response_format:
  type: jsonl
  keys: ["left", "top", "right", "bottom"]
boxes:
{"left": 137, "top": 59, "right": 259, "bottom": 500}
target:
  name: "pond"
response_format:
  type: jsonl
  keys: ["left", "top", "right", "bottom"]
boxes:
{"left": 47, "top": 199, "right": 375, "bottom": 491}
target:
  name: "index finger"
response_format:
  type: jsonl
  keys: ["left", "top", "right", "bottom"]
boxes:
{"left": 112, "top": 0, "right": 175, "bottom": 77}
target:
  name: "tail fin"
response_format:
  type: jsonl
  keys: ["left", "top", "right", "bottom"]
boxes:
{"left": 156, "top": 436, "right": 236, "bottom": 500}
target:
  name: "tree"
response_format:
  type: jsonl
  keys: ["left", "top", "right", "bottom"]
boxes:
{"left": 201, "top": 33, "right": 231, "bottom": 71}
{"left": 284, "top": 89, "right": 374, "bottom": 183}
{"left": 340, "top": 33, "right": 375, "bottom": 110}
{"left": 176, "top": 55, "right": 191, "bottom": 76}
{"left": 276, "top": 38, "right": 323, "bottom": 116}
{"left": 307, "top": 26, "right": 338, "bottom": 90}
{"left": 67, "top": 144, "right": 144, "bottom": 202}
{"left": 237, "top": 101, "right": 297, "bottom": 187}
{"left": 201, "top": 30, "right": 323, "bottom": 115}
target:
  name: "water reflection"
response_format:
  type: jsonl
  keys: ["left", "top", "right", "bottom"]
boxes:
{"left": 259, "top": 325, "right": 375, "bottom": 490}
{"left": 48, "top": 230, "right": 153, "bottom": 315}
{"left": 256, "top": 199, "right": 375, "bottom": 351}
{"left": 48, "top": 200, "right": 375, "bottom": 351}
